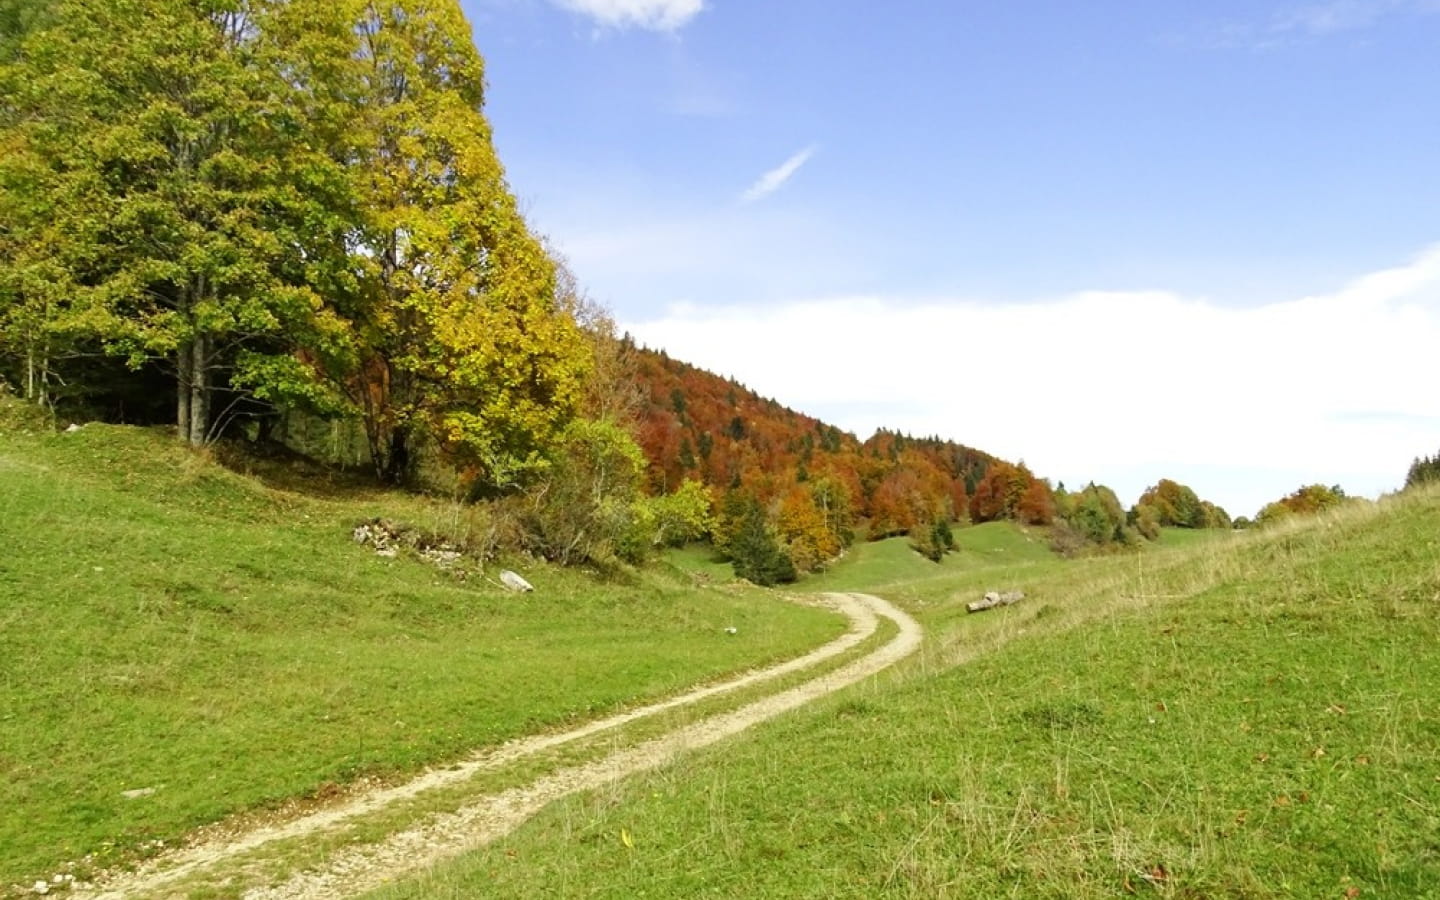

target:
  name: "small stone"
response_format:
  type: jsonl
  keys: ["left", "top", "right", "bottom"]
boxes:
{"left": 500, "top": 570, "right": 534, "bottom": 593}
{"left": 33, "top": 881, "right": 48, "bottom": 895}
{"left": 64, "top": 423, "right": 81, "bottom": 433}
{"left": 121, "top": 787, "right": 156, "bottom": 799}
{"left": 724, "top": 627, "right": 738, "bottom": 635}
{"left": 375, "top": 548, "right": 397, "bottom": 558}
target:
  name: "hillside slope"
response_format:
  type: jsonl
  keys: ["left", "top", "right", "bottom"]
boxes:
{"left": 630, "top": 346, "right": 1005, "bottom": 532}
{"left": 0, "top": 421, "right": 844, "bottom": 889}
{"left": 378, "top": 489, "right": 1440, "bottom": 898}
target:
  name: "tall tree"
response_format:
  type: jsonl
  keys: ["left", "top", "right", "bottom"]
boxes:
{"left": 338, "top": 0, "right": 588, "bottom": 485}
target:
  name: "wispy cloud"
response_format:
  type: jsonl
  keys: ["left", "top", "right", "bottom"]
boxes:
{"left": 740, "top": 145, "right": 818, "bottom": 204}
{"left": 1276, "top": 0, "right": 1394, "bottom": 35}
{"left": 1207, "top": 0, "right": 1440, "bottom": 48}
{"left": 626, "top": 245, "right": 1440, "bottom": 518}
{"left": 549, "top": 0, "right": 703, "bottom": 32}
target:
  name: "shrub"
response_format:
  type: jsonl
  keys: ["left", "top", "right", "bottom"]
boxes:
{"left": 518, "top": 418, "right": 649, "bottom": 566}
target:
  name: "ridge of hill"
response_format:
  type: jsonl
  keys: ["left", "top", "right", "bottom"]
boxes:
{"left": 628, "top": 346, "right": 1004, "bottom": 535}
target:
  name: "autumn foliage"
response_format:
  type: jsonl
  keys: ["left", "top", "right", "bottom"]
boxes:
{"left": 626, "top": 348, "right": 1040, "bottom": 574}
{"left": 1256, "top": 484, "right": 1349, "bottom": 525}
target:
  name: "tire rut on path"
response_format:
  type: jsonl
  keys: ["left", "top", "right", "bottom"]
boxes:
{"left": 80, "top": 592, "right": 920, "bottom": 900}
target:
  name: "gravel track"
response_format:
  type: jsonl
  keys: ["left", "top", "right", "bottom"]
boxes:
{"left": 77, "top": 592, "right": 920, "bottom": 900}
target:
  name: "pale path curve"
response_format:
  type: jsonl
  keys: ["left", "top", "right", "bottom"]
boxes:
{"left": 79, "top": 593, "right": 920, "bottom": 900}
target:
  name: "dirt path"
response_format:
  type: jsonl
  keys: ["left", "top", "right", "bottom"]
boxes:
{"left": 78, "top": 592, "right": 920, "bottom": 900}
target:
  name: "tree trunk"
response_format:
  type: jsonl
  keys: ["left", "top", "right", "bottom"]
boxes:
{"left": 188, "top": 332, "right": 209, "bottom": 446}
{"left": 382, "top": 424, "right": 409, "bottom": 485}
{"left": 177, "top": 336, "right": 193, "bottom": 438}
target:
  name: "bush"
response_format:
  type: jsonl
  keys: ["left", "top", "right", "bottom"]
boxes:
{"left": 1133, "top": 503, "right": 1161, "bottom": 541}
{"left": 0, "top": 386, "right": 53, "bottom": 432}
{"left": 1048, "top": 520, "right": 1090, "bottom": 558}
{"left": 518, "top": 418, "right": 650, "bottom": 566}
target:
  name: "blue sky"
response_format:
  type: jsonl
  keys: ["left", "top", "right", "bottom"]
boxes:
{"left": 461, "top": 0, "right": 1440, "bottom": 517}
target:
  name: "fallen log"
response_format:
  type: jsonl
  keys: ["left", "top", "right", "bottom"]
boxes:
{"left": 967, "top": 589, "right": 1025, "bottom": 613}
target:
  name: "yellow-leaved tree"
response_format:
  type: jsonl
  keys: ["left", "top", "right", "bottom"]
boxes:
{"left": 335, "top": 0, "right": 589, "bottom": 488}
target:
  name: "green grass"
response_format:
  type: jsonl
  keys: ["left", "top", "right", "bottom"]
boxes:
{"left": 660, "top": 544, "right": 739, "bottom": 585}
{"left": 1154, "top": 525, "right": 1236, "bottom": 548}
{"left": 807, "top": 521, "right": 1061, "bottom": 595}
{"left": 0, "top": 422, "right": 845, "bottom": 888}
{"left": 374, "top": 492, "right": 1440, "bottom": 899}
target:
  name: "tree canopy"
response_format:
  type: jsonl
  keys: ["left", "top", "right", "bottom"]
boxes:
{"left": 0, "top": 0, "right": 588, "bottom": 496}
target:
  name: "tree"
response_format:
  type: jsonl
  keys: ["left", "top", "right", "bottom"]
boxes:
{"left": 969, "top": 461, "right": 1045, "bottom": 523}
{"left": 1016, "top": 478, "right": 1055, "bottom": 525}
{"left": 775, "top": 486, "right": 840, "bottom": 572}
{"left": 1198, "top": 500, "right": 1231, "bottom": 530}
{"left": 0, "top": 0, "right": 51, "bottom": 61}
{"left": 725, "top": 494, "right": 796, "bottom": 586}
{"left": 1136, "top": 479, "right": 1204, "bottom": 528}
{"left": 910, "top": 516, "right": 955, "bottom": 562}
{"left": 335, "top": 0, "right": 589, "bottom": 486}
{"left": 1255, "top": 483, "right": 1348, "bottom": 526}
{"left": 1405, "top": 452, "right": 1440, "bottom": 489}
{"left": 1132, "top": 503, "right": 1161, "bottom": 541}
{"left": 1060, "top": 482, "right": 1128, "bottom": 548}
{"left": 1, "top": 0, "right": 354, "bottom": 440}
{"left": 807, "top": 472, "right": 856, "bottom": 550}
{"left": 648, "top": 479, "right": 713, "bottom": 548}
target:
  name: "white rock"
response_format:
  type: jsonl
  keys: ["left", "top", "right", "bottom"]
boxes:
{"left": 64, "top": 423, "right": 81, "bottom": 433}
{"left": 724, "top": 627, "right": 738, "bottom": 635}
{"left": 33, "top": 881, "right": 48, "bottom": 895}
{"left": 499, "top": 570, "right": 534, "bottom": 593}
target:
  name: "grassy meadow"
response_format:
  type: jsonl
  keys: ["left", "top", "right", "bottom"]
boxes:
{"left": 375, "top": 493, "right": 1440, "bottom": 899}
{"left": 0, "top": 422, "right": 845, "bottom": 889}
{"left": 4, "top": 410, "right": 1437, "bottom": 899}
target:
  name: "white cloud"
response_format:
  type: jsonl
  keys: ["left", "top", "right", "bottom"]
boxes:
{"left": 740, "top": 145, "right": 817, "bottom": 204}
{"left": 550, "top": 0, "right": 702, "bottom": 31}
{"left": 1210, "top": 0, "right": 1440, "bottom": 47}
{"left": 1275, "top": 0, "right": 1393, "bottom": 35}
{"left": 625, "top": 245, "right": 1440, "bottom": 519}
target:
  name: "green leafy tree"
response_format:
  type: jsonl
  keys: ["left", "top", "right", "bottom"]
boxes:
{"left": 648, "top": 479, "right": 713, "bottom": 548}
{"left": 808, "top": 473, "right": 856, "bottom": 549}
{"left": 1199, "top": 500, "right": 1232, "bottom": 529}
{"left": 0, "top": 0, "right": 51, "bottom": 61}
{"left": 1, "top": 0, "right": 355, "bottom": 439}
{"left": 1056, "top": 482, "right": 1129, "bottom": 551}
